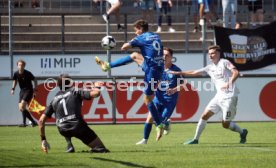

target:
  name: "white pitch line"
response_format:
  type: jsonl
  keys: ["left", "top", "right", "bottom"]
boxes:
{"left": 241, "top": 147, "right": 276, "bottom": 152}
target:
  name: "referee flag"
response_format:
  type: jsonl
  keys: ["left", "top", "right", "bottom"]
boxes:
{"left": 29, "top": 98, "right": 46, "bottom": 113}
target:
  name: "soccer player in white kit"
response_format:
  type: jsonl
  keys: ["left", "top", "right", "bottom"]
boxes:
{"left": 170, "top": 45, "right": 248, "bottom": 144}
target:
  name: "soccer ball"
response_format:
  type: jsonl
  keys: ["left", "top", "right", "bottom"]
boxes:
{"left": 101, "top": 35, "right": 116, "bottom": 50}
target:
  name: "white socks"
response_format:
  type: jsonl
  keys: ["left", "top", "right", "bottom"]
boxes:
{"left": 229, "top": 122, "right": 243, "bottom": 134}
{"left": 193, "top": 119, "right": 243, "bottom": 141}
{"left": 194, "top": 118, "right": 207, "bottom": 140}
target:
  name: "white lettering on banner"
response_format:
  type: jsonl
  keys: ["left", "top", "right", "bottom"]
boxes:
{"left": 170, "top": 108, "right": 182, "bottom": 118}
{"left": 84, "top": 89, "right": 123, "bottom": 119}
{"left": 125, "top": 86, "right": 182, "bottom": 119}
{"left": 126, "top": 86, "right": 148, "bottom": 119}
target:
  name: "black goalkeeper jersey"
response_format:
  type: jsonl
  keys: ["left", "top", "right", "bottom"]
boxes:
{"left": 44, "top": 88, "right": 91, "bottom": 130}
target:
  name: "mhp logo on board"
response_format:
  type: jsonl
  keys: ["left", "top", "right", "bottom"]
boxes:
{"left": 41, "top": 57, "right": 81, "bottom": 68}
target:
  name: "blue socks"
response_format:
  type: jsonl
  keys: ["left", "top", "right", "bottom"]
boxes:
{"left": 161, "top": 106, "right": 174, "bottom": 126}
{"left": 144, "top": 123, "right": 152, "bottom": 139}
{"left": 147, "top": 102, "right": 162, "bottom": 126}
{"left": 110, "top": 55, "right": 133, "bottom": 68}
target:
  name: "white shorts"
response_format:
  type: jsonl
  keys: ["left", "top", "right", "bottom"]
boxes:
{"left": 206, "top": 96, "right": 238, "bottom": 121}
{"left": 107, "top": 0, "right": 119, "bottom": 5}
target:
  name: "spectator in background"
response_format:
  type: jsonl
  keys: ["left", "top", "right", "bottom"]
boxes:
{"left": 14, "top": 0, "right": 23, "bottom": 8}
{"left": 248, "top": 0, "right": 264, "bottom": 27}
{"left": 190, "top": 0, "right": 200, "bottom": 32}
{"left": 133, "top": 0, "right": 140, "bottom": 7}
{"left": 222, "top": 0, "right": 237, "bottom": 29}
{"left": 94, "top": 0, "right": 125, "bottom": 31}
{"left": 32, "top": 0, "right": 40, "bottom": 8}
{"left": 14, "top": 0, "right": 40, "bottom": 8}
{"left": 139, "top": 0, "right": 155, "bottom": 23}
{"left": 156, "top": 0, "right": 175, "bottom": 33}
{"left": 198, "top": 0, "right": 221, "bottom": 28}
{"left": 235, "top": 22, "right": 243, "bottom": 29}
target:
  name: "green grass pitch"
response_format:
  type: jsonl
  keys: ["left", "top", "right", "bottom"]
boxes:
{"left": 0, "top": 122, "right": 276, "bottom": 168}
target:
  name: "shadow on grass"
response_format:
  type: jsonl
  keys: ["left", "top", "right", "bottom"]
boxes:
{"left": 114, "top": 149, "right": 166, "bottom": 153}
{"left": 182, "top": 143, "right": 276, "bottom": 152}
{"left": 78, "top": 149, "right": 166, "bottom": 153}
{"left": 191, "top": 143, "right": 276, "bottom": 147}
{"left": 0, "top": 165, "right": 62, "bottom": 168}
{"left": 92, "top": 157, "right": 155, "bottom": 168}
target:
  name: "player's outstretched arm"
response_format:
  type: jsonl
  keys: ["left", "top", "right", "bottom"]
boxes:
{"left": 121, "top": 42, "right": 132, "bottom": 51}
{"left": 90, "top": 81, "right": 104, "bottom": 98}
{"left": 167, "top": 79, "right": 187, "bottom": 96}
{"left": 168, "top": 70, "right": 203, "bottom": 76}
{"left": 39, "top": 114, "right": 50, "bottom": 153}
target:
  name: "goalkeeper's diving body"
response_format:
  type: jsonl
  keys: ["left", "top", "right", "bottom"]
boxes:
{"left": 38, "top": 74, "right": 109, "bottom": 153}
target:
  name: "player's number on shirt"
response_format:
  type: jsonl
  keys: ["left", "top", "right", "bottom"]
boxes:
{"left": 153, "top": 40, "right": 161, "bottom": 55}
{"left": 226, "top": 111, "right": 231, "bottom": 118}
{"left": 60, "top": 98, "right": 69, "bottom": 116}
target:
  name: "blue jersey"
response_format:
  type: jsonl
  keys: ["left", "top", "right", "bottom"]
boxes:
{"left": 129, "top": 32, "right": 164, "bottom": 68}
{"left": 155, "top": 64, "right": 183, "bottom": 102}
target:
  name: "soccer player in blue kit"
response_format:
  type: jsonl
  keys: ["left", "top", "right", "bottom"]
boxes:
{"left": 136, "top": 47, "right": 185, "bottom": 145}
{"left": 95, "top": 19, "right": 165, "bottom": 140}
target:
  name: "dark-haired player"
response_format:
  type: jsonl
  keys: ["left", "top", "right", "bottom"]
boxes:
{"left": 11, "top": 59, "right": 38, "bottom": 127}
{"left": 95, "top": 19, "right": 165, "bottom": 141}
{"left": 136, "top": 47, "right": 185, "bottom": 145}
{"left": 38, "top": 74, "right": 109, "bottom": 153}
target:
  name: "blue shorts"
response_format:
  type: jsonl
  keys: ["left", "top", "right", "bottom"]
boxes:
{"left": 141, "top": 62, "right": 163, "bottom": 96}
{"left": 153, "top": 97, "right": 177, "bottom": 123}
{"left": 140, "top": 0, "right": 155, "bottom": 10}
{"left": 198, "top": 0, "right": 211, "bottom": 12}
{"left": 198, "top": 0, "right": 212, "bottom": 4}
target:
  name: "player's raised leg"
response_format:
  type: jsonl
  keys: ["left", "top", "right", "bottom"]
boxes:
{"left": 95, "top": 52, "right": 144, "bottom": 72}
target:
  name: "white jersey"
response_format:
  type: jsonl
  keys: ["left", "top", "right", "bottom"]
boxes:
{"left": 197, "top": 58, "right": 240, "bottom": 98}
